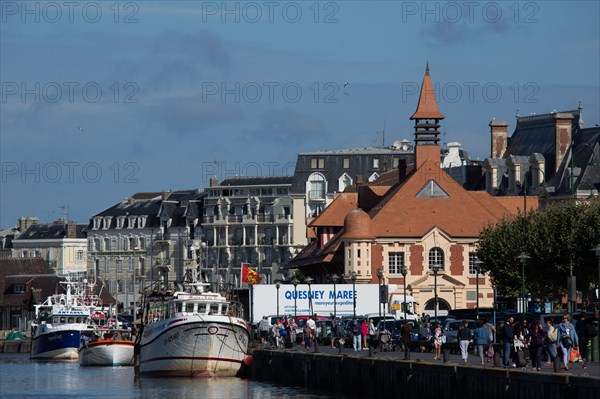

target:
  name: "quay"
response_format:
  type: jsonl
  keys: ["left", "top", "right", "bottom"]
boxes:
{"left": 0, "top": 339, "right": 30, "bottom": 353}
{"left": 249, "top": 345, "right": 600, "bottom": 398}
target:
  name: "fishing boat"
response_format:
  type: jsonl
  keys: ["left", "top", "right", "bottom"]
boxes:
{"left": 136, "top": 271, "right": 250, "bottom": 377}
{"left": 30, "top": 278, "right": 101, "bottom": 360}
{"left": 79, "top": 330, "right": 134, "bottom": 367}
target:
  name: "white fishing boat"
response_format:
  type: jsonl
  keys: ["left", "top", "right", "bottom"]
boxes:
{"left": 79, "top": 330, "right": 134, "bottom": 367}
{"left": 31, "top": 278, "right": 101, "bottom": 360}
{"left": 136, "top": 271, "right": 250, "bottom": 377}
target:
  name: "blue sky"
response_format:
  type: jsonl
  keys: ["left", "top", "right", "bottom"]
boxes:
{"left": 1, "top": 1, "right": 599, "bottom": 226}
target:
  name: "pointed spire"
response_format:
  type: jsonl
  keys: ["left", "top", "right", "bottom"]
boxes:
{"left": 410, "top": 63, "right": 445, "bottom": 120}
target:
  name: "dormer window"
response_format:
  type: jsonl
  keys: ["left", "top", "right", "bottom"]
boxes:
{"left": 103, "top": 217, "right": 112, "bottom": 230}
{"left": 93, "top": 217, "right": 102, "bottom": 230}
{"left": 116, "top": 216, "right": 125, "bottom": 229}
{"left": 127, "top": 216, "right": 136, "bottom": 229}
{"left": 416, "top": 180, "right": 449, "bottom": 198}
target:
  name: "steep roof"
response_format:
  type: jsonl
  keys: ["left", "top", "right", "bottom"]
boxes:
{"left": 309, "top": 193, "right": 358, "bottom": 227}
{"left": 410, "top": 63, "right": 445, "bottom": 120}
{"left": 368, "top": 159, "right": 520, "bottom": 238}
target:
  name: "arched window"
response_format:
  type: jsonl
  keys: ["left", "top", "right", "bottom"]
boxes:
{"left": 428, "top": 247, "right": 444, "bottom": 271}
{"left": 307, "top": 173, "right": 326, "bottom": 200}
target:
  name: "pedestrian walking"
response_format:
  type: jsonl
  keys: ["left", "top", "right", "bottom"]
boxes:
{"left": 458, "top": 320, "right": 472, "bottom": 364}
{"left": 544, "top": 319, "right": 558, "bottom": 366}
{"left": 473, "top": 319, "right": 489, "bottom": 365}
{"left": 352, "top": 320, "right": 362, "bottom": 351}
{"left": 575, "top": 311, "right": 589, "bottom": 368}
{"left": 557, "top": 314, "right": 579, "bottom": 370}
{"left": 361, "top": 318, "right": 369, "bottom": 350}
{"left": 528, "top": 320, "right": 544, "bottom": 371}
{"left": 368, "top": 319, "right": 377, "bottom": 352}
{"left": 258, "top": 316, "right": 270, "bottom": 344}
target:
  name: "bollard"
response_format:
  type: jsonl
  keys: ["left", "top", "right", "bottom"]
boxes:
{"left": 369, "top": 344, "right": 373, "bottom": 357}
{"left": 591, "top": 336, "right": 599, "bottom": 362}
{"left": 553, "top": 356, "right": 561, "bottom": 372}
{"left": 338, "top": 338, "right": 344, "bottom": 355}
{"left": 443, "top": 348, "right": 450, "bottom": 363}
{"left": 404, "top": 345, "right": 410, "bottom": 360}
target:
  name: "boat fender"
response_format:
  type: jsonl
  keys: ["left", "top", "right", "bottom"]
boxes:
{"left": 243, "top": 355, "right": 253, "bottom": 366}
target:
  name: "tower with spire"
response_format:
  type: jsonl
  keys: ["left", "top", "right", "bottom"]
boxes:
{"left": 410, "top": 62, "right": 445, "bottom": 166}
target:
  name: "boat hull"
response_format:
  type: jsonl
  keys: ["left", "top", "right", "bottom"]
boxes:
{"left": 79, "top": 340, "right": 135, "bottom": 366}
{"left": 31, "top": 329, "right": 95, "bottom": 360}
{"left": 138, "top": 318, "right": 249, "bottom": 377}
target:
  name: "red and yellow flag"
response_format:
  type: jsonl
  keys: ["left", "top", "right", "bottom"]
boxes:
{"left": 241, "top": 263, "right": 262, "bottom": 285}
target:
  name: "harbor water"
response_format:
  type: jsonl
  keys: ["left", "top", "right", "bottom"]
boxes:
{"left": 0, "top": 353, "right": 331, "bottom": 399}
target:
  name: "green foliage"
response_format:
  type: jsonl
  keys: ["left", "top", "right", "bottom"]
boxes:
{"left": 477, "top": 198, "right": 600, "bottom": 301}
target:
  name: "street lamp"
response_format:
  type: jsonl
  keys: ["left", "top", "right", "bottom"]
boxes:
{"left": 376, "top": 268, "right": 383, "bottom": 323}
{"left": 306, "top": 276, "right": 314, "bottom": 316}
{"left": 474, "top": 259, "right": 483, "bottom": 321}
{"left": 593, "top": 245, "right": 600, "bottom": 310}
{"left": 331, "top": 274, "right": 339, "bottom": 319}
{"left": 292, "top": 276, "right": 299, "bottom": 320}
{"left": 431, "top": 263, "right": 441, "bottom": 322}
{"left": 517, "top": 253, "right": 531, "bottom": 321}
{"left": 351, "top": 271, "right": 357, "bottom": 319}
{"left": 400, "top": 265, "right": 408, "bottom": 321}
{"left": 275, "top": 281, "right": 281, "bottom": 320}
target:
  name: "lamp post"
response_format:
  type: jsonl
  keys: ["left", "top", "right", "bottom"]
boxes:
{"left": 331, "top": 274, "right": 339, "bottom": 319}
{"left": 351, "top": 271, "right": 357, "bottom": 319}
{"left": 400, "top": 266, "right": 408, "bottom": 321}
{"left": 292, "top": 276, "right": 298, "bottom": 320}
{"left": 432, "top": 263, "right": 441, "bottom": 322}
{"left": 517, "top": 253, "right": 531, "bottom": 321}
{"left": 474, "top": 259, "right": 483, "bottom": 321}
{"left": 275, "top": 281, "right": 281, "bottom": 320}
{"left": 306, "top": 276, "right": 313, "bottom": 316}
{"left": 376, "top": 268, "right": 383, "bottom": 323}
{"left": 593, "top": 245, "right": 600, "bottom": 309}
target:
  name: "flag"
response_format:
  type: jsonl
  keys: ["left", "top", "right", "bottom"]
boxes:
{"left": 241, "top": 263, "right": 262, "bottom": 285}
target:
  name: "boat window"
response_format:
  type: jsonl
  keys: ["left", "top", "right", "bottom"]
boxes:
{"left": 68, "top": 317, "right": 75, "bottom": 323}
{"left": 53, "top": 317, "right": 59, "bottom": 324}
{"left": 60, "top": 317, "right": 66, "bottom": 323}
{"left": 186, "top": 303, "right": 195, "bottom": 313}
{"left": 177, "top": 302, "right": 184, "bottom": 313}
{"left": 210, "top": 304, "right": 219, "bottom": 315}
{"left": 222, "top": 305, "right": 229, "bottom": 314}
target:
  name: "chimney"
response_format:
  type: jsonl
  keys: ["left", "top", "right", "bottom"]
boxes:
{"left": 355, "top": 175, "right": 364, "bottom": 187}
{"left": 398, "top": 159, "right": 407, "bottom": 180}
{"left": 489, "top": 120, "right": 509, "bottom": 159}
{"left": 554, "top": 113, "right": 574, "bottom": 173}
{"left": 18, "top": 216, "right": 39, "bottom": 233}
{"left": 209, "top": 177, "right": 219, "bottom": 187}
{"left": 67, "top": 222, "right": 77, "bottom": 238}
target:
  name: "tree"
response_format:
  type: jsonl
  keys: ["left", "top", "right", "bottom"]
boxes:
{"left": 477, "top": 198, "right": 600, "bottom": 302}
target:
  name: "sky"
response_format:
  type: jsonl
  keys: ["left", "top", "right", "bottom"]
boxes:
{"left": 1, "top": 0, "right": 599, "bottom": 227}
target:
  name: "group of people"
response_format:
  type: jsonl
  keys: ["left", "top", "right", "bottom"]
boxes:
{"left": 348, "top": 318, "right": 378, "bottom": 352}
{"left": 258, "top": 315, "right": 299, "bottom": 349}
{"left": 501, "top": 311, "right": 599, "bottom": 371}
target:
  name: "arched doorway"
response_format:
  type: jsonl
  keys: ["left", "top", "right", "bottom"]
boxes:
{"left": 423, "top": 298, "right": 451, "bottom": 316}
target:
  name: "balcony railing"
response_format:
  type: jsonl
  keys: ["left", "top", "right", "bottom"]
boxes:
{"left": 308, "top": 190, "right": 326, "bottom": 200}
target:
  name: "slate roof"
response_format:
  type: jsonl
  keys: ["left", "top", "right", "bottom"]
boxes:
{"left": 290, "top": 150, "right": 414, "bottom": 194}
{"left": 220, "top": 176, "right": 293, "bottom": 186}
{"left": 88, "top": 190, "right": 204, "bottom": 230}
{"left": 505, "top": 109, "right": 583, "bottom": 180}
{"left": 18, "top": 223, "right": 86, "bottom": 240}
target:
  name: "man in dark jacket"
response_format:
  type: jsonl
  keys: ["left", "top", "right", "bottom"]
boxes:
{"left": 575, "top": 312, "right": 589, "bottom": 368}
{"left": 502, "top": 316, "right": 515, "bottom": 368}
